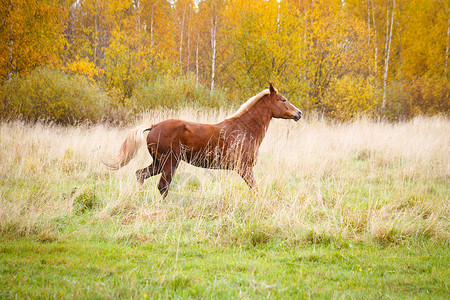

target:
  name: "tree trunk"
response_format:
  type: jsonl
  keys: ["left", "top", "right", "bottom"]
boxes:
{"left": 371, "top": 0, "right": 378, "bottom": 80}
{"left": 150, "top": 3, "right": 154, "bottom": 48}
{"left": 446, "top": 18, "right": 449, "bottom": 79}
{"left": 94, "top": 2, "right": 98, "bottom": 63}
{"left": 6, "top": 0, "right": 13, "bottom": 83}
{"left": 302, "top": 1, "right": 308, "bottom": 88}
{"left": 210, "top": 7, "right": 217, "bottom": 91}
{"left": 187, "top": 4, "right": 192, "bottom": 74}
{"left": 367, "top": 0, "right": 371, "bottom": 48}
{"left": 196, "top": 33, "right": 199, "bottom": 85}
{"left": 179, "top": 3, "right": 187, "bottom": 74}
{"left": 297, "top": 0, "right": 306, "bottom": 83}
{"left": 382, "top": 0, "right": 395, "bottom": 111}
{"left": 135, "top": 0, "right": 141, "bottom": 30}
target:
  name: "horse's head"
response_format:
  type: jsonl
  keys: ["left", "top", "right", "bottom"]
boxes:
{"left": 267, "top": 83, "right": 302, "bottom": 121}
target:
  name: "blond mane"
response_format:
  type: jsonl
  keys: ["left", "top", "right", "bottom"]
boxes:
{"left": 226, "top": 89, "right": 271, "bottom": 119}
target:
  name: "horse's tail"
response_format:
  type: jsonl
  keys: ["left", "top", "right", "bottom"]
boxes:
{"left": 103, "top": 125, "right": 153, "bottom": 170}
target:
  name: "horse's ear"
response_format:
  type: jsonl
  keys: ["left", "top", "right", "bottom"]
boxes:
{"left": 269, "top": 82, "right": 278, "bottom": 95}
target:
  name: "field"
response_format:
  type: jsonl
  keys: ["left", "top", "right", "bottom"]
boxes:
{"left": 1, "top": 110, "right": 449, "bottom": 298}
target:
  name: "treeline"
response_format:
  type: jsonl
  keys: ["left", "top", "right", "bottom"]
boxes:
{"left": 0, "top": 0, "right": 448, "bottom": 124}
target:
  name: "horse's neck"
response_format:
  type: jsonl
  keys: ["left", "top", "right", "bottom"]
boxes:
{"left": 226, "top": 100, "right": 272, "bottom": 145}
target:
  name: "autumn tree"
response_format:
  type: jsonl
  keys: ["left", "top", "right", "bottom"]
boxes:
{"left": 348, "top": 0, "right": 449, "bottom": 118}
{"left": 0, "top": 0, "right": 66, "bottom": 80}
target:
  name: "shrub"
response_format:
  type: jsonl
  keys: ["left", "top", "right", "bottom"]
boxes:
{"left": 381, "top": 77, "right": 450, "bottom": 121}
{"left": 73, "top": 186, "right": 100, "bottom": 214}
{"left": 383, "top": 81, "right": 410, "bottom": 121}
{"left": 0, "top": 67, "right": 109, "bottom": 125}
{"left": 321, "top": 76, "right": 378, "bottom": 121}
{"left": 131, "top": 75, "right": 228, "bottom": 111}
{"left": 405, "top": 76, "right": 450, "bottom": 116}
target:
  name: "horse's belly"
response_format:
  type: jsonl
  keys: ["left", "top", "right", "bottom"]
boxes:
{"left": 187, "top": 159, "right": 228, "bottom": 169}
{"left": 182, "top": 146, "right": 250, "bottom": 170}
{"left": 181, "top": 144, "right": 218, "bottom": 167}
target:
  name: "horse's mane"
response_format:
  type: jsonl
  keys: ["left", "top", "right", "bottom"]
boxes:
{"left": 226, "top": 89, "right": 271, "bottom": 119}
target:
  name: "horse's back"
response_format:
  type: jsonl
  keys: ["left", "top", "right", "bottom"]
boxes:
{"left": 147, "top": 119, "right": 221, "bottom": 151}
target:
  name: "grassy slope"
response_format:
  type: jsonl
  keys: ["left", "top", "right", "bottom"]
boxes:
{"left": 0, "top": 112, "right": 449, "bottom": 298}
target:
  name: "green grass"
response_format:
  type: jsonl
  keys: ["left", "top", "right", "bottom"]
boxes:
{"left": 1, "top": 237, "right": 449, "bottom": 298}
{"left": 0, "top": 115, "right": 449, "bottom": 298}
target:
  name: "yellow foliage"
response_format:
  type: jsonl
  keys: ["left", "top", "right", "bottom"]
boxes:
{"left": 65, "top": 57, "right": 102, "bottom": 81}
{"left": 0, "top": 0, "right": 65, "bottom": 78}
{"left": 322, "top": 76, "right": 378, "bottom": 121}
{"left": 0, "top": 0, "right": 448, "bottom": 121}
{"left": 405, "top": 77, "right": 450, "bottom": 116}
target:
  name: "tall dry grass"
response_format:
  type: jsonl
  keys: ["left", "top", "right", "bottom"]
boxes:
{"left": 0, "top": 111, "right": 448, "bottom": 245}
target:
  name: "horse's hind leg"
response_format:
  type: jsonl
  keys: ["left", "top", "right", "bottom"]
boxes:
{"left": 237, "top": 167, "right": 256, "bottom": 190}
{"left": 136, "top": 160, "right": 162, "bottom": 185}
{"left": 157, "top": 156, "right": 180, "bottom": 198}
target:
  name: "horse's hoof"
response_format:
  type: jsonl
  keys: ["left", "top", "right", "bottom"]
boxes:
{"left": 136, "top": 171, "right": 144, "bottom": 185}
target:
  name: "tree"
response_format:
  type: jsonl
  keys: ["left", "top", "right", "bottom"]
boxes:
{"left": 0, "top": 0, "right": 66, "bottom": 80}
{"left": 382, "top": 0, "right": 395, "bottom": 111}
{"left": 195, "top": 0, "right": 227, "bottom": 92}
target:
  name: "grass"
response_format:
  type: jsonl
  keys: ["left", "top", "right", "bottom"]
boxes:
{"left": 1, "top": 238, "right": 449, "bottom": 298}
{"left": 0, "top": 111, "right": 449, "bottom": 298}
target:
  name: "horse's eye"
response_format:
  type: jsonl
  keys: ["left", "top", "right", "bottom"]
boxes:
{"left": 282, "top": 99, "right": 286, "bottom": 102}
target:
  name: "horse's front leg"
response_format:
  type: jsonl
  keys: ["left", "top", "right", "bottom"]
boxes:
{"left": 237, "top": 167, "right": 256, "bottom": 190}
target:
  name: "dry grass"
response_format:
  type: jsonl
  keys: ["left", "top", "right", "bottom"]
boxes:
{"left": 0, "top": 111, "right": 449, "bottom": 245}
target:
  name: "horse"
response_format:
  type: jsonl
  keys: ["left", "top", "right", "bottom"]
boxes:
{"left": 104, "top": 83, "right": 301, "bottom": 198}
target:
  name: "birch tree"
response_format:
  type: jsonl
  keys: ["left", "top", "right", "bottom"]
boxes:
{"left": 179, "top": 2, "right": 187, "bottom": 74}
{"left": 446, "top": 18, "right": 449, "bottom": 78}
{"left": 210, "top": 4, "right": 218, "bottom": 91}
{"left": 371, "top": 0, "right": 378, "bottom": 80}
{"left": 186, "top": 3, "right": 192, "bottom": 74}
{"left": 382, "top": 0, "right": 395, "bottom": 111}
{"left": 5, "top": 0, "right": 13, "bottom": 83}
{"left": 196, "top": 32, "right": 200, "bottom": 85}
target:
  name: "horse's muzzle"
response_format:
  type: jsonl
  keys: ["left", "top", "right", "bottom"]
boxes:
{"left": 293, "top": 110, "right": 302, "bottom": 121}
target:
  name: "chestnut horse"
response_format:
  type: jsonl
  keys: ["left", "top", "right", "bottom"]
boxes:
{"left": 104, "top": 83, "right": 301, "bottom": 198}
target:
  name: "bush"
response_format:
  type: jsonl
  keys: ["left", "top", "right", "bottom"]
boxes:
{"left": 382, "top": 77, "right": 450, "bottom": 121}
{"left": 383, "top": 81, "right": 410, "bottom": 121}
{"left": 405, "top": 76, "right": 450, "bottom": 116}
{"left": 0, "top": 67, "right": 109, "bottom": 125}
{"left": 131, "top": 75, "right": 228, "bottom": 111}
{"left": 321, "top": 76, "right": 378, "bottom": 121}
{"left": 73, "top": 186, "right": 100, "bottom": 214}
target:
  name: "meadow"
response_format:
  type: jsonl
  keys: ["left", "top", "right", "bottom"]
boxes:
{"left": 0, "top": 110, "right": 449, "bottom": 298}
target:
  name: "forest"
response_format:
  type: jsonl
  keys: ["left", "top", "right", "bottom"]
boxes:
{"left": 0, "top": 0, "right": 449, "bottom": 123}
